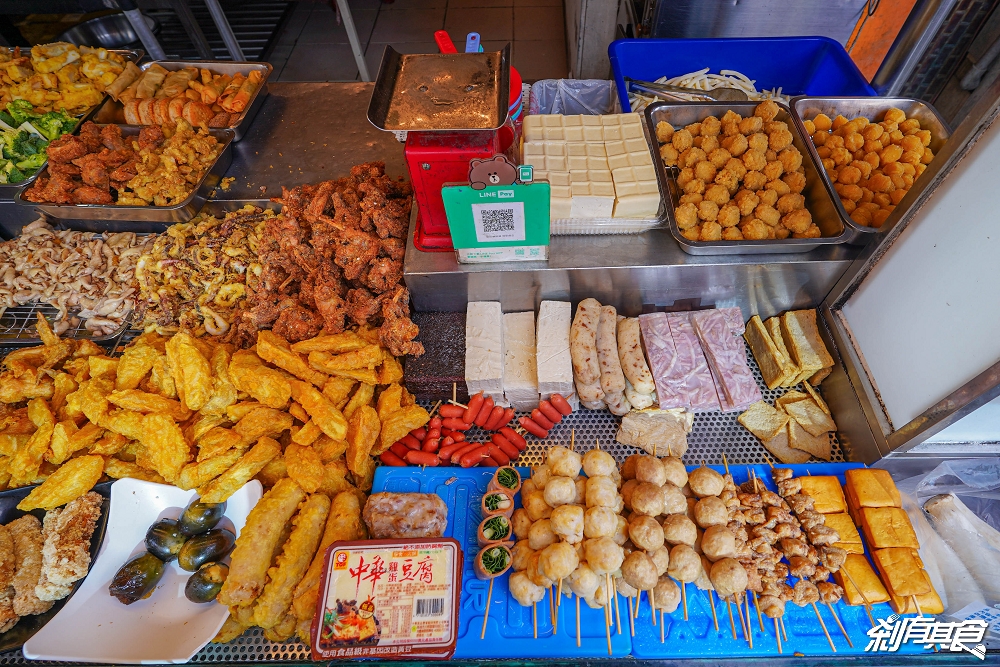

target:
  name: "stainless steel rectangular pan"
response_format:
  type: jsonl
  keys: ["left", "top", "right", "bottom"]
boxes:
{"left": 644, "top": 101, "right": 849, "bottom": 255}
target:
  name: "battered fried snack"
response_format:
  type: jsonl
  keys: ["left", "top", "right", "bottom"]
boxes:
{"left": 252, "top": 493, "right": 331, "bottom": 629}
{"left": 199, "top": 436, "right": 282, "bottom": 504}
{"left": 17, "top": 454, "right": 103, "bottom": 511}
{"left": 36, "top": 491, "right": 102, "bottom": 601}
{"left": 8, "top": 515, "right": 52, "bottom": 617}
{"left": 219, "top": 478, "right": 307, "bottom": 607}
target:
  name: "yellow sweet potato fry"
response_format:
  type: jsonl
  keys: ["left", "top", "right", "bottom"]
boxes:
{"left": 73, "top": 339, "right": 104, "bottom": 358}
{"left": 378, "top": 356, "right": 404, "bottom": 385}
{"left": 57, "top": 422, "right": 103, "bottom": 462}
{"left": 177, "top": 449, "right": 242, "bottom": 490}
{"left": 108, "top": 389, "right": 192, "bottom": 421}
{"left": 284, "top": 443, "right": 325, "bottom": 494}
{"left": 103, "top": 457, "right": 166, "bottom": 483}
{"left": 45, "top": 421, "right": 77, "bottom": 464}
{"left": 308, "top": 346, "right": 382, "bottom": 372}
{"left": 199, "top": 436, "right": 282, "bottom": 503}
{"left": 356, "top": 325, "right": 380, "bottom": 345}
{"left": 148, "top": 355, "right": 177, "bottom": 398}
{"left": 78, "top": 379, "right": 111, "bottom": 425}
{"left": 352, "top": 455, "right": 375, "bottom": 492}
{"left": 116, "top": 439, "right": 142, "bottom": 462}
{"left": 139, "top": 413, "right": 192, "bottom": 483}
{"left": 255, "top": 457, "right": 288, "bottom": 487}
{"left": 233, "top": 407, "right": 294, "bottom": 447}
{"left": 318, "top": 458, "right": 354, "bottom": 496}
{"left": 101, "top": 408, "right": 146, "bottom": 441}
{"left": 88, "top": 356, "right": 118, "bottom": 380}
{"left": 290, "top": 332, "right": 368, "bottom": 355}
{"left": 322, "top": 376, "right": 356, "bottom": 409}
{"left": 346, "top": 405, "right": 380, "bottom": 483}
{"left": 229, "top": 350, "right": 291, "bottom": 409}
{"left": 291, "top": 420, "right": 321, "bottom": 446}
{"left": 343, "top": 383, "right": 374, "bottom": 420}
{"left": 0, "top": 434, "right": 29, "bottom": 458}
{"left": 196, "top": 427, "right": 244, "bottom": 462}
{"left": 50, "top": 373, "right": 77, "bottom": 414}
{"left": 378, "top": 404, "right": 430, "bottom": 451}
{"left": 213, "top": 614, "right": 248, "bottom": 644}
{"left": 200, "top": 345, "right": 239, "bottom": 416}
{"left": 0, "top": 373, "right": 53, "bottom": 404}
{"left": 183, "top": 413, "right": 228, "bottom": 444}
{"left": 116, "top": 344, "right": 159, "bottom": 391}
{"left": 89, "top": 431, "right": 129, "bottom": 457}
{"left": 288, "top": 402, "right": 309, "bottom": 423}
{"left": 8, "top": 401, "right": 55, "bottom": 487}
{"left": 376, "top": 384, "right": 402, "bottom": 421}
{"left": 17, "top": 454, "right": 104, "bottom": 510}
{"left": 166, "top": 333, "right": 213, "bottom": 412}
{"left": 289, "top": 381, "right": 347, "bottom": 441}
{"left": 257, "top": 331, "right": 329, "bottom": 387}
{"left": 35, "top": 312, "right": 59, "bottom": 346}
{"left": 314, "top": 435, "right": 347, "bottom": 463}
{"left": 400, "top": 387, "right": 415, "bottom": 407}
{"left": 28, "top": 398, "right": 51, "bottom": 430}
{"left": 226, "top": 402, "right": 262, "bottom": 422}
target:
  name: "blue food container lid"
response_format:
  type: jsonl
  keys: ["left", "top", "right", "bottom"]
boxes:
{"left": 610, "top": 37, "right": 875, "bottom": 112}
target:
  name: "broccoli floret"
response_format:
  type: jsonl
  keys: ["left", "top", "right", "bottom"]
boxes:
{"left": 2, "top": 130, "right": 37, "bottom": 161}
{"left": 6, "top": 100, "right": 37, "bottom": 126}
{"left": 0, "top": 111, "right": 15, "bottom": 129}
{"left": 34, "top": 111, "right": 74, "bottom": 140}
{"left": 15, "top": 153, "right": 46, "bottom": 172}
{"left": 0, "top": 160, "right": 25, "bottom": 184}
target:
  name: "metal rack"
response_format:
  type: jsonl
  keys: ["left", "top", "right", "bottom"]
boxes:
{"left": 0, "top": 304, "right": 131, "bottom": 347}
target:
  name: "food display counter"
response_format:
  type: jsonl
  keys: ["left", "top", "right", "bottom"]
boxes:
{"left": 1, "top": 35, "right": 999, "bottom": 667}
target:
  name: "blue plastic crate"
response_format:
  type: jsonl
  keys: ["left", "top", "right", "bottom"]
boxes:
{"left": 609, "top": 37, "right": 875, "bottom": 112}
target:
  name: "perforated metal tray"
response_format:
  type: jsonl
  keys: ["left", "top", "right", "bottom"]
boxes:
{"left": 0, "top": 304, "right": 132, "bottom": 348}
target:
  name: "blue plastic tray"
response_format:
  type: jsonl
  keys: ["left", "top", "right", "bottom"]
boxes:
{"left": 630, "top": 462, "right": 926, "bottom": 658}
{"left": 372, "top": 466, "right": 632, "bottom": 658}
{"left": 609, "top": 37, "right": 876, "bottom": 112}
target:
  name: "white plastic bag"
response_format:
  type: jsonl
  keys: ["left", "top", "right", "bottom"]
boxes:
{"left": 527, "top": 79, "right": 620, "bottom": 116}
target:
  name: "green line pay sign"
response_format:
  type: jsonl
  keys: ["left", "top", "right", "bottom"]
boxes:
{"left": 442, "top": 182, "right": 551, "bottom": 263}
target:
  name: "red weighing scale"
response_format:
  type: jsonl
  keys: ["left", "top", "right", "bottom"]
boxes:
{"left": 367, "top": 38, "right": 522, "bottom": 252}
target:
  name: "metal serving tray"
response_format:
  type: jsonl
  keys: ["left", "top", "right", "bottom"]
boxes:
{"left": 0, "top": 49, "right": 143, "bottom": 200}
{"left": 0, "top": 303, "right": 133, "bottom": 348}
{"left": 13, "top": 125, "right": 235, "bottom": 230}
{"left": 645, "top": 101, "right": 848, "bottom": 255}
{"left": 789, "top": 96, "right": 952, "bottom": 244}
{"left": 91, "top": 60, "right": 272, "bottom": 142}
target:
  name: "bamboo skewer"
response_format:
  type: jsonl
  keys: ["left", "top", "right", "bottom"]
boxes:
{"left": 634, "top": 592, "right": 641, "bottom": 619}
{"left": 745, "top": 594, "right": 753, "bottom": 648}
{"left": 650, "top": 587, "right": 656, "bottom": 625}
{"left": 709, "top": 590, "right": 719, "bottom": 632}
{"left": 549, "top": 586, "right": 555, "bottom": 627}
{"left": 775, "top": 617, "right": 783, "bottom": 654}
{"left": 660, "top": 610, "right": 665, "bottom": 643}
{"left": 628, "top": 593, "right": 635, "bottom": 637}
{"left": 533, "top": 601, "right": 538, "bottom": 639}
{"left": 614, "top": 584, "right": 622, "bottom": 636}
{"left": 555, "top": 579, "right": 562, "bottom": 634}
{"left": 480, "top": 578, "right": 494, "bottom": 639}
{"left": 428, "top": 399, "right": 444, "bottom": 417}
{"left": 576, "top": 595, "right": 581, "bottom": 648}
{"left": 682, "top": 581, "right": 688, "bottom": 621}
{"left": 726, "top": 598, "right": 737, "bottom": 640}
{"left": 735, "top": 595, "right": 750, "bottom": 646}
{"left": 841, "top": 567, "right": 876, "bottom": 627}
{"left": 452, "top": 383, "right": 457, "bottom": 405}
{"left": 722, "top": 452, "right": 730, "bottom": 475}
{"left": 912, "top": 595, "right": 923, "bottom": 617}
{"left": 570, "top": 428, "right": 575, "bottom": 451}
{"left": 752, "top": 591, "right": 765, "bottom": 632}
{"left": 827, "top": 601, "right": 853, "bottom": 648}
{"left": 604, "top": 588, "right": 613, "bottom": 656}
{"left": 780, "top": 617, "right": 788, "bottom": 642}
{"left": 812, "top": 602, "right": 836, "bottom": 652}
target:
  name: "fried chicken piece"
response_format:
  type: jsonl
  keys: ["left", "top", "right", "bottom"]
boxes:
{"left": 807, "top": 524, "right": 839, "bottom": 546}
{"left": 816, "top": 581, "right": 843, "bottom": 604}
{"left": 47, "top": 135, "right": 88, "bottom": 163}
{"left": 303, "top": 180, "right": 333, "bottom": 224}
{"left": 819, "top": 546, "right": 847, "bottom": 572}
{"left": 788, "top": 556, "right": 816, "bottom": 580}
{"left": 71, "top": 153, "right": 109, "bottom": 190}
{"left": 379, "top": 286, "right": 423, "bottom": 357}
{"left": 334, "top": 228, "right": 379, "bottom": 281}
{"left": 72, "top": 185, "right": 113, "bottom": 205}
{"left": 364, "top": 256, "right": 402, "bottom": 294}
{"left": 78, "top": 122, "right": 102, "bottom": 152}
{"left": 100, "top": 123, "right": 128, "bottom": 152}
{"left": 312, "top": 273, "right": 347, "bottom": 334}
{"left": 47, "top": 162, "right": 81, "bottom": 177}
{"left": 779, "top": 538, "right": 808, "bottom": 559}
{"left": 345, "top": 288, "right": 380, "bottom": 327}
{"left": 273, "top": 305, "right": 323, "bottom": 343}
{"left": 792, "top": 579, "right": 819, "bottom": 606}
{"left": 0, "top": 525, "right": 14, "bottom": 591}
{"left": 137, "top": 125, "right": 164, "bottom": 150}
{"left": 8, "top": 515, "right": 52, "bottom": 617}
{"left": 42, "top": 173, "right": 77, "bottom": 204}
{"left": 36, "top": 492, "right": 102, "bottom": 601}
{"left": 96, "top": 148, "right": 132, "bottom": 168}
{"left": 109, "top": 159, "right": 139, "bottom": 183}
{"left": 379, "top": 236, "right": 405, "bottom": 261}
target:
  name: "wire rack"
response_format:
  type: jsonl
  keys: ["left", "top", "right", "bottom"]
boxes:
{"left": 0, "top": 304, "right": 131, "bottom": 346}
{"left": 0, "top": 341, "right": 841, "bottom": 664}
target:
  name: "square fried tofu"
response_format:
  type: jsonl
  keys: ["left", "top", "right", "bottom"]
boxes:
{"left": 738, "top": 400, "right": 789, "bottom": 442}
{"left": 873, "top": 548, "right": 931, "bottom": 597}
{"left": 784, "top": 398, "right": 837, "bottom": 436}
{"left": 889, "top": 570, "right": 943, "bottom": 614}
{"left": 824, "top": 512, "right": 864, "bottom": 554}
{"left": 845, "top": 480, "right": 863, "bottom": 525}
{"left": 846, "top": 468, "right": 901, "bottom": 508}
{"left": 798, "top": 475, "right": 847, "bottom": 513}
{"left": 762, "top": 424, "right": 810, "bottom": 464}
{"left": 861, "top": 507, "right": 919, "bottom": 549}
{"left": 788, "top": 419, "right": 833, "bottom": 461}
{"left": 834, "top": 553, "right": 890, "bottom": 605}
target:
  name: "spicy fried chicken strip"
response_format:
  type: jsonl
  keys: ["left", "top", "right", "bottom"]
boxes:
{"left": 37, "top": 491, "right": 102, "bottom": 601}
{"left": 8, "top": 515, "right": 52, "bottom": 617}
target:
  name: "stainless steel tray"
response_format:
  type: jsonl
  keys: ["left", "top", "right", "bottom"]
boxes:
{"left": 0, "top": 303, "right": 133, "bottom": 348}
{"left": 13, "top": 125, "right": 235, "bottom": 228}
{"left": 0, "top": 49, "right": 143, "bottom": 201}
{"left": 789, "top": 96, "right": 952, "bottom": 244}
{"left": 645, "top": 101, "right": 848, "bottom": 255}
{"left": 92, "top": 60, "right": 272, "bottom": 142}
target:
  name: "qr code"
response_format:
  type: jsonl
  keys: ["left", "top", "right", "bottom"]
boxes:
{"left": 481, "top": 208, "right": 516, "bottom": 233}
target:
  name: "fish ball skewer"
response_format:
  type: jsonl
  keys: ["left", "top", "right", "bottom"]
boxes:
{"left": 663, "top": 514, "right": 698, "bottom": 546}
{"left": 512, "top": 508, "right": 532, "bottom": 540}
{"left": 622, "top": 551, "right": 659, "bottom": 591}
{"left": 583, "top": 449, "right": 617, "bottom": 478}
{"left": 702, "top": 525, "right": 738, "bottom": 562}
{"left": 528, "top": 519, "right": 558, "bottom": 551}
{"left": 689, "top": 466, "right": 725, "bottom": 498}
{"left": 550, "top": 504, "right": 585, "bottom": 544}
{"left": 612, "top": 515, "right": 629, "bottom": 546}
{"left": 568, "top": 563, "right": 600, "bottom": 599}
{"left": 584, "top": 537, "right": 625, "bottom": 575}
{"left": 531, "top": 464, "right": 553, "bottom": 489}
{"left": 653, "top": 576, "right": 681, "bottom": 613}
{"left": 710, "top": 558, "right": 749, "bottom": 599}
{"left": 548, "top": 447, "right": 583, "bottom": 478}
{"left": 635, "top": 456, "right": 667, "bottom": 486}
{"left": 630, "top": 483, "right": 665, "bottom": 517}
{"left": 540, "top": 542, "right": 579, "bottom": 582}
{"left": 661, "top": 456, "right": 688, "bottom": 488}
{"left": 668, "top": 545, "right": 702, "bottom": 582}
{"left": 512, "top": 541, "right": 534, "bottom": 572}
{"left": 650, "top": 546, "right": 670, "bottom": 576}
{"left": 694, "top": 496, "right": 729, "bottom": 528}
{"left": 523, "top": 491, "right": 552, "bottom": 521}
{"left": 543, "top": 477, "right": 577, "bottom": 507}
{"left": 510, "top": 572, "right": 545, "bottom": 606}
{"left": 586, "top": 476, "right": 620, "bottom": 508}
{"left": 628, "top": 514, "right": 665, "bottom": 552}
{"left": 661, "top": 484, "right": 688, "bottom": 515}
{"left": 584, "top": 506, "right": 618, "bottom": 539}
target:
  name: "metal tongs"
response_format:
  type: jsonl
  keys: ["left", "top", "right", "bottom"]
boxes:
{"left": 625, "top": 77, "right": 749, "bottom": 102}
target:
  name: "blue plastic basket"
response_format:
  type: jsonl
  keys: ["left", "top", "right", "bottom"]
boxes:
{"left": 609, "top": 37, "right": 875, "bottom": 112}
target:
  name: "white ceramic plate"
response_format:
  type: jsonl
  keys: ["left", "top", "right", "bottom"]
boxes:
{"left": 23, "top": 479, "right": 262, "bottom": 664}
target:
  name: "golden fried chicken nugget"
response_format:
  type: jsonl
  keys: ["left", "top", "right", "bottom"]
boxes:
{"left": 671, "top": 129, "right": 693, "bottom": 151}
{"left": 697, "top": 200, "right": 719, "bottom": 222}
{"left": 199, "top": 436, "right": 282, "bottom": 504}
{"left": 721, "top": 134, "right": 748, "bottom": 157}
{"left": 699, "top": 222, "right": 722, "bottom": 241}
{"left": 102, "top": 457, "right": 166, "bottom": 483}
{"left": 115, "top": 344, "right": 159, "bottom": 391}
{"left": 703, "top": 183, "right": 730, "bottom": 207}
{"left": 285, "top": 443, "right": 325, "bottom": 494}
{"left": 17, "top": 455, "right": 103, "bottom": 510}
{"left": 655, "top": 121, "right": 674, "bottom": 143}
{"left": 256, "top": 331, "right": 328, "bottom": 387}
{"left": 229, "top": 350, "right": 291, "bottom": 409}
{"left": 289, "top": 381, "right": 348, "bottom": 441}
{"left": 776, "top": 193, "right": 806, "bottom": 214}
{"left": 219, "top": 478, "right": 306, "bottom": 607}
{"left": 754, "top": 100, "right": 780, "bottom": 122}
{"left": 722, "top": 226, "right": 744, "bottom": 241}
{"left": 178, "top": 449, "right": 242, "bottom": 490}
{"left": 674, "top": 202, "right": 699, "bottom": 230}
{"left": 253, "top": 493, "right": 331, "bottom": 629}
{"left": 782, "top": 208, "right": 814, "bottom": 234}
{"left": 741, "top": 218, "right": 770, "bottom": 240}
{"left": 107, "top": 389, "right": 191, "bottom": 421}
{"left": 708, "top": 148, "right": 731, "bottom": 169}
{"left": 166, "top": 333, "right": 212, "bottom": 412}
{"left": 782, "top": 171, "right": 807, "bottom": 194}
{"left": 718, "top": 204, "right": 740, "bottom": 228}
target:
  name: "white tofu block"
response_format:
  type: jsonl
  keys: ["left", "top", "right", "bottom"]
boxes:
{"left": 604, "top": 125, "right": 622, "bottom": 140}
{"left": 523, "top": 142, "right": 545, "bottom": 157}
{"left": 582, "top": 115, "right": 602, "bottom": 126}
{"left": 568, "top": 155, "right": 588, "bottom": 170}
{"left": 638, "top": 180, "right": 660, "bottom": 195}
{"left": 542, "top": 115, "right": 563, "bottom": 127}
{"left": 563, "top": 115, "right": 583, "bottom": 126}
{"left": 625, "top": 137, "right": 648, "bottom": 154}
{"left": 588, "top": 156, "right": 609, "bottom": 170}
{"left": 583, "top": 126, "right": 604, "bottom": 141}
{"left": 614, "top": 180, "right": 639, "bottom": 197}
{"left": 605, "top": 140, "right": 626, "bottom": 156}
{"left": 551, "top": 196, "right": 572, "bottom": 219}
{"left": 549, "top": 171, "right": 571, "bottom": 186}
{"left": 601, "top": 114, "right": 621, "bottom": 126}
{"left": 590, "top": 169, "right": 612, "bottom": 183}
{"left": 591, "top": 182, "right": 616, "bottom": 197}
{"left": 613, "top": 192, "right": 661, "bottom": 218}
{"left": 567, "top": 142, "right": 587, "bottom": 156}
{"left": 533, "top": 169, "right": 548, "bottom": 182}
{"left": 564, "top": 126, "right": 584, "bottom": 141}
{"left": 544, "top": 126, "right": 565, "bottom": 140}
{"left": 550, "top": 184, "right": 572, "bottom": 198}
{"left": 612, "top": 166, "right": 635, "bottom": 183}
{"left": 635, "top": 164, "right": 656, "bottom": 181}
{"left": 466, "top": 301, "right": 504, "bottom": 395}
{"left": 571, "top": 181, "right": 591, "bottom": 196}
{"left": 620, "top": 113, "right": 643, "bottom": 126}
{"left": 503, "top": 311, "right": 539, "bottom": 411}
{"left": 587, "top": 143, "right": 607, "bottom": 157}
{"left": 571, "top": 194, "right": 615, "bottom": 218}
{"left": 608, "top": 153, "right": 630, "bottom": 171}
{"left": 536, "top": 301, "right": 576, "bottom": 406}
{"left": 545, "top": 155, "right": 567, "bottom": 171}
{"left": 523, "top": 116, "right": 543, "bottom": 141}
{"left": 542, "top": 142, "right": 566, "bottom": 156}
{"left": 621, "top": 123, "right": 644, "bottom": 139}
{"left": 629, "top": 150, "right": 655, "bottom": 168}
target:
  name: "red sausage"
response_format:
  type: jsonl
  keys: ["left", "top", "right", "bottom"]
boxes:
{"left": 530, "top": 409, "right": 555, "bottom": 431}
{"left": 489, "top": 407, "right": 515, "bottom": 431}
{"left": 441, "top": 429, "right": 465, "bottom": 442}
{"left": 474, "top": 397, "right": 495, "bottom": 427}
{"left": 491, "top": 433, "right": 520, "bottom": 460}
{"left": 442, "top": 418, "right": 472, "bottom": 431}
{"left": 459, "top": 446, "right": 490, "bottom": 467}
{"left": 405, "top": 449, "right": 440, "bottom": 466}
{"left": 464, "top": 393, "right": 485, "bottom": 424}
{"left": 428, "top": 417, "right": 443, "bottom": 430}
{"left": 486, "top": 443, "right": 510, "bottom": 466}
{"left": 437, "top": 440, "right": 465, "bottom": 461}
{"left": 425, "top": 428, "right": 441, "bottom": 441}
{"left": 438, "top": 404, "right": 466, "bottom": 419}
{"left": 538, "top": 400, "right": 563, "bottom": 424}
{"left": 379, "top": 451, "right": 407, "bottom": 466}
{"left": 401, "top": 434, "right": 423, "bottom": 450}
{"left": 422, "top": 437, "right": 441, "bottom": 453}
{"left": 483, "top": 406, "right": 506, "bottom": 431}
{"left": 450, "top": 442, "right": 481, "bottom": 465}
{"left": 480, "top": 456, "right": 500, "bottom": 467}
{"left": 549, "top": 393, "right": 573, "bottom": 416}
{"left": 410, "top": 427, "right": 427, "bottom": 441}
{"left": 519, "top": 416, "right": 549, "bottom": 438}
{"left": 499, "top": 427, "right": 527, "bottom": 450}
{"left": 390, "top": 442, "right": 410, "bottom": 458}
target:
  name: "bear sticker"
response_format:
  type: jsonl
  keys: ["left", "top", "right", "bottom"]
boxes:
{"left": 468, "top": 155, "right": 518, "bottom": 190}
